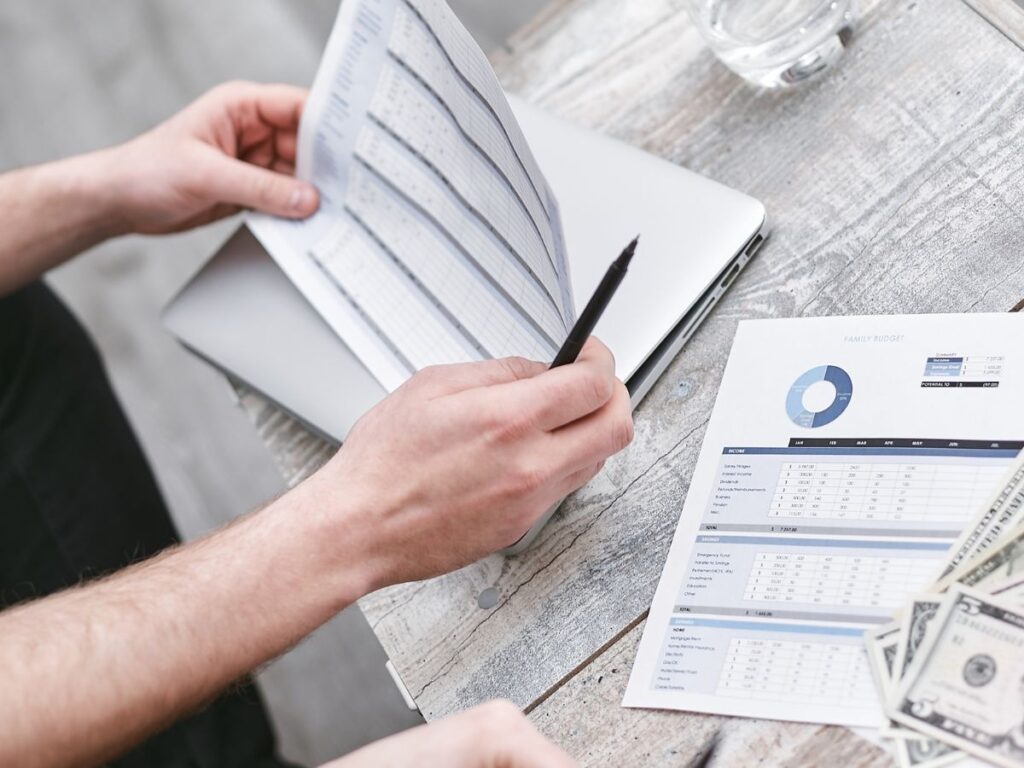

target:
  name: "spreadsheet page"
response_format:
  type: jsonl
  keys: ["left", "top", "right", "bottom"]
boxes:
{"left": 249, "top": 0, "right": 572, "bottom": 391}
{"left": 624, "top": 313, "right": 1024, "bottom": 728}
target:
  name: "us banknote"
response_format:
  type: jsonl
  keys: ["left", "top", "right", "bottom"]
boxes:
{"left": 865, "top": 622, "right": 901, "bottom": 699}
{"left": 889, "top": 585, "right": 1024, "bottom": 768}
{"left": 889, "top": 597, "right": 964, "bottom": 767}
{"left": 950, "top": 524, "right": 1024, "bottom": 592}
{"left": 935, "top": 454, "right": 1024, "bottom": 587}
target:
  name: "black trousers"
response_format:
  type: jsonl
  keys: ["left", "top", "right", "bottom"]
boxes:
{"left": 0, "top": 282, "right": 296, "bottom": 768}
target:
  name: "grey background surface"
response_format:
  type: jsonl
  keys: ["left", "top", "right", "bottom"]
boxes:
{"left": 0, "top": 1, "right": 546, "bottom": 764}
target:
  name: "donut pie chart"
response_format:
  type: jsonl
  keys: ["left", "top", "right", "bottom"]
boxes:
{"left": 786, "top": 365, "right": 853, "bottom": 428}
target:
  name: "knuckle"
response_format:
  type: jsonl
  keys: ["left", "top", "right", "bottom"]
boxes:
{"left": 509, "top": 458, "right": 548, "bottom": 496}
{"left": 412, "top": 364, "right": 442, "bottom": 385}
{"left": 490, "top": 409, "right": 534, "bottom": 444}
{"left": 498, "top": 355, "right": 538, "bottom": 380}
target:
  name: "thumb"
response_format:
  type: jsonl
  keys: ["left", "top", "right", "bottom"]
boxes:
{"left": 206, "top": 156, "right": 319, "bottom": 218}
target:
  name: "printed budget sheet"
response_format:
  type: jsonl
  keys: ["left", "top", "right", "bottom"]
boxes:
{"left": 624, "top": 313, "right": 1024, "bottom": 728}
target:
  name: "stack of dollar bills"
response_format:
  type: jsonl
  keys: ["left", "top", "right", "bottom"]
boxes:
{"left": 865, "top": 452, "right": 1024, "bottom": 768}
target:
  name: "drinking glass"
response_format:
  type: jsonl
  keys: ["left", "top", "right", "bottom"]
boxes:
{"left": 685, "top": 0, "right": 857, "bottom": 88}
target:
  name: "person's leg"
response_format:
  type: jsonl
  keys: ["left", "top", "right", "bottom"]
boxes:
{"left": 0, "top": 281, "right": 299, "bottom": 768}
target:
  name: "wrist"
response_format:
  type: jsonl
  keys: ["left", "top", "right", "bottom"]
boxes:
{"left": 270, "top": 471, "right": 391, "bottom": 606}
{"left": 48, "top": 148, "right": 134, "bottom": 242}
{"left": 78, "top": 146, "right": 136, "bottom": 238}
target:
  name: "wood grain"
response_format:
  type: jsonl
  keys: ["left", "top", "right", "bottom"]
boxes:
{"left": 964, "top": 0, "right": 1024, "bottom": 49}
{"left": 245, "top": 0, "right": 1024, "bottom": 763}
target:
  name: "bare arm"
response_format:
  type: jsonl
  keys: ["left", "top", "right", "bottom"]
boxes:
{"left": 0, "top": 81, "right": 319, "bottom": 295}
{"left": 0, "top": 340, "right": 630, "bottom": 768}
{"left": 0, "top": 153, "right": 122, "bottom": 294}
{"left": 0, "top": 485, "right": 369, "bottom": 768}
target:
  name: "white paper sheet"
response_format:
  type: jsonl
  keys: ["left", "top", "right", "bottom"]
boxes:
{"left": 624, "top": 313, "right": 1024, "bottom": 728}
{"left": 249, "top": 0, "right": 572, "bottom": 391}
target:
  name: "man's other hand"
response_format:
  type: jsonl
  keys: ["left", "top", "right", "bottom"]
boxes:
{"left": 105, "top": 81, "right": 319, "bottom": 234}
{"left": 304, "top": 337, "right": 633, "bottom": 590}
{"left": 323, "top": 700, "right": 576, "bottom": 768}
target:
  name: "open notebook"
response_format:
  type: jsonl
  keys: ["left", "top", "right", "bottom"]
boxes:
{"left": 248, "top": 0, "right": 582, "bottom": 392}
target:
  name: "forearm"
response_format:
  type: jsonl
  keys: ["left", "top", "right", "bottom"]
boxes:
{"left": 0, "top": 150, "right": 127, "bottom": 295}
{"left": 0, "top": 478, "right": 377, "bottom": 768}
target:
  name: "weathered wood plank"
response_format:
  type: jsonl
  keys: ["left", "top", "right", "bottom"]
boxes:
{"left": 247, "top": 0, "right": 1024, "bottom": 762}
{"left": 964, "top": 0, "right": 1024, "bottom": 49}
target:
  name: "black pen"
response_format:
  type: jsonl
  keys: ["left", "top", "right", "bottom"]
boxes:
{"left": 550, "top": 236, "right": 638, "bottom": 368}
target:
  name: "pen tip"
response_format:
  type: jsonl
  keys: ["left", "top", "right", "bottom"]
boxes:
{"left": 618, "top": 235, "right": 639, "bottom": 267}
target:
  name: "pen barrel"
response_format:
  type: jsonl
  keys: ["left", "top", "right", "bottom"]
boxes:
{"left": 576, "top": 265, "right": 626, "bottom": 331}
{"left": 550, "top": 265, "right": 627, "bottom": 368}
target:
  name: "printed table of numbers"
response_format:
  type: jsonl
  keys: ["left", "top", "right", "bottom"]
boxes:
{"left": 742, "top": 553, "right": 936, "bottom": 609}
{"left": 715, "top": 637, "right": 876, "bottom": 708}
{"left": 768, "top": 461, "right": 1005, "bottom": 523}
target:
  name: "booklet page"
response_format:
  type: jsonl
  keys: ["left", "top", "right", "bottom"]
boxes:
{"left": 249, "top": 0, "right": 573, "bottom": 391}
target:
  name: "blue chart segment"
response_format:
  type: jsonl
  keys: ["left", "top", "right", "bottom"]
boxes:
{"left": 786, "top": 365, "right": 854, "bottom": 428}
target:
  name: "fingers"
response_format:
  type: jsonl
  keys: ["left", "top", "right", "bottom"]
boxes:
{"left": 199, "top": 81, "right": 305, "bottom": 173}
{"left": 238, "top": 125, "right": 298, "bottom": 160}
{"left": 202, "top": 81, "right": 308, "bottom": 131}
{"left": 549, "top": 380, "right": 633, "bottom": 476}
{"left": 240, "top": 137, "right": 275, "bottom": 169}
{"left": 238, "top": 136, "right": 298, "bottom": 187}
{"left": 491, "top": 337, "right": 618, "bottom": 432}
{"left": 274, "top": 130, "right": 298, "bottom": 163}
{"left": 201, "top": 153, "right": 319, "bottom": 219}
{"left": 271, "top": 158, "right": 296, "bottom": 175}
{"left": 250, "top": 83, "right": 308, "bottom": 129}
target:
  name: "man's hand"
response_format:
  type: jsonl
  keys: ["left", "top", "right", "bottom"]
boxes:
{"left": 104, "top": 81, "right": 319, "bottom": 234}
{"left": 303, "top": 337, "right": 633, "bottom": 589}
{"left": 0, "top": 80, "right": 317, "bottom": 290}
{"left": 0, "top": 81, "right": 319, "bottom": 294}
{"left": 0, "top": 340, "right": 628, "bottom": 767}
{"left": 324, "top": 700, "right": 576, "bottom": 768}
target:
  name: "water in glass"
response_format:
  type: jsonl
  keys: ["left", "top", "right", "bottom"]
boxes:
{"left": 687, "top": 0, "right": 857, "bottom": 88}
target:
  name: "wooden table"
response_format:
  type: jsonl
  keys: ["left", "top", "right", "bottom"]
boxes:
{"left": 238, "top": 0, "right": 1024, "bottom": 764}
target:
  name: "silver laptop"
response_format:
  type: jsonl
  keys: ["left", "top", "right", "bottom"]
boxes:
{"left": 163, "top": 98, "right": 767, "bottom": 550}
